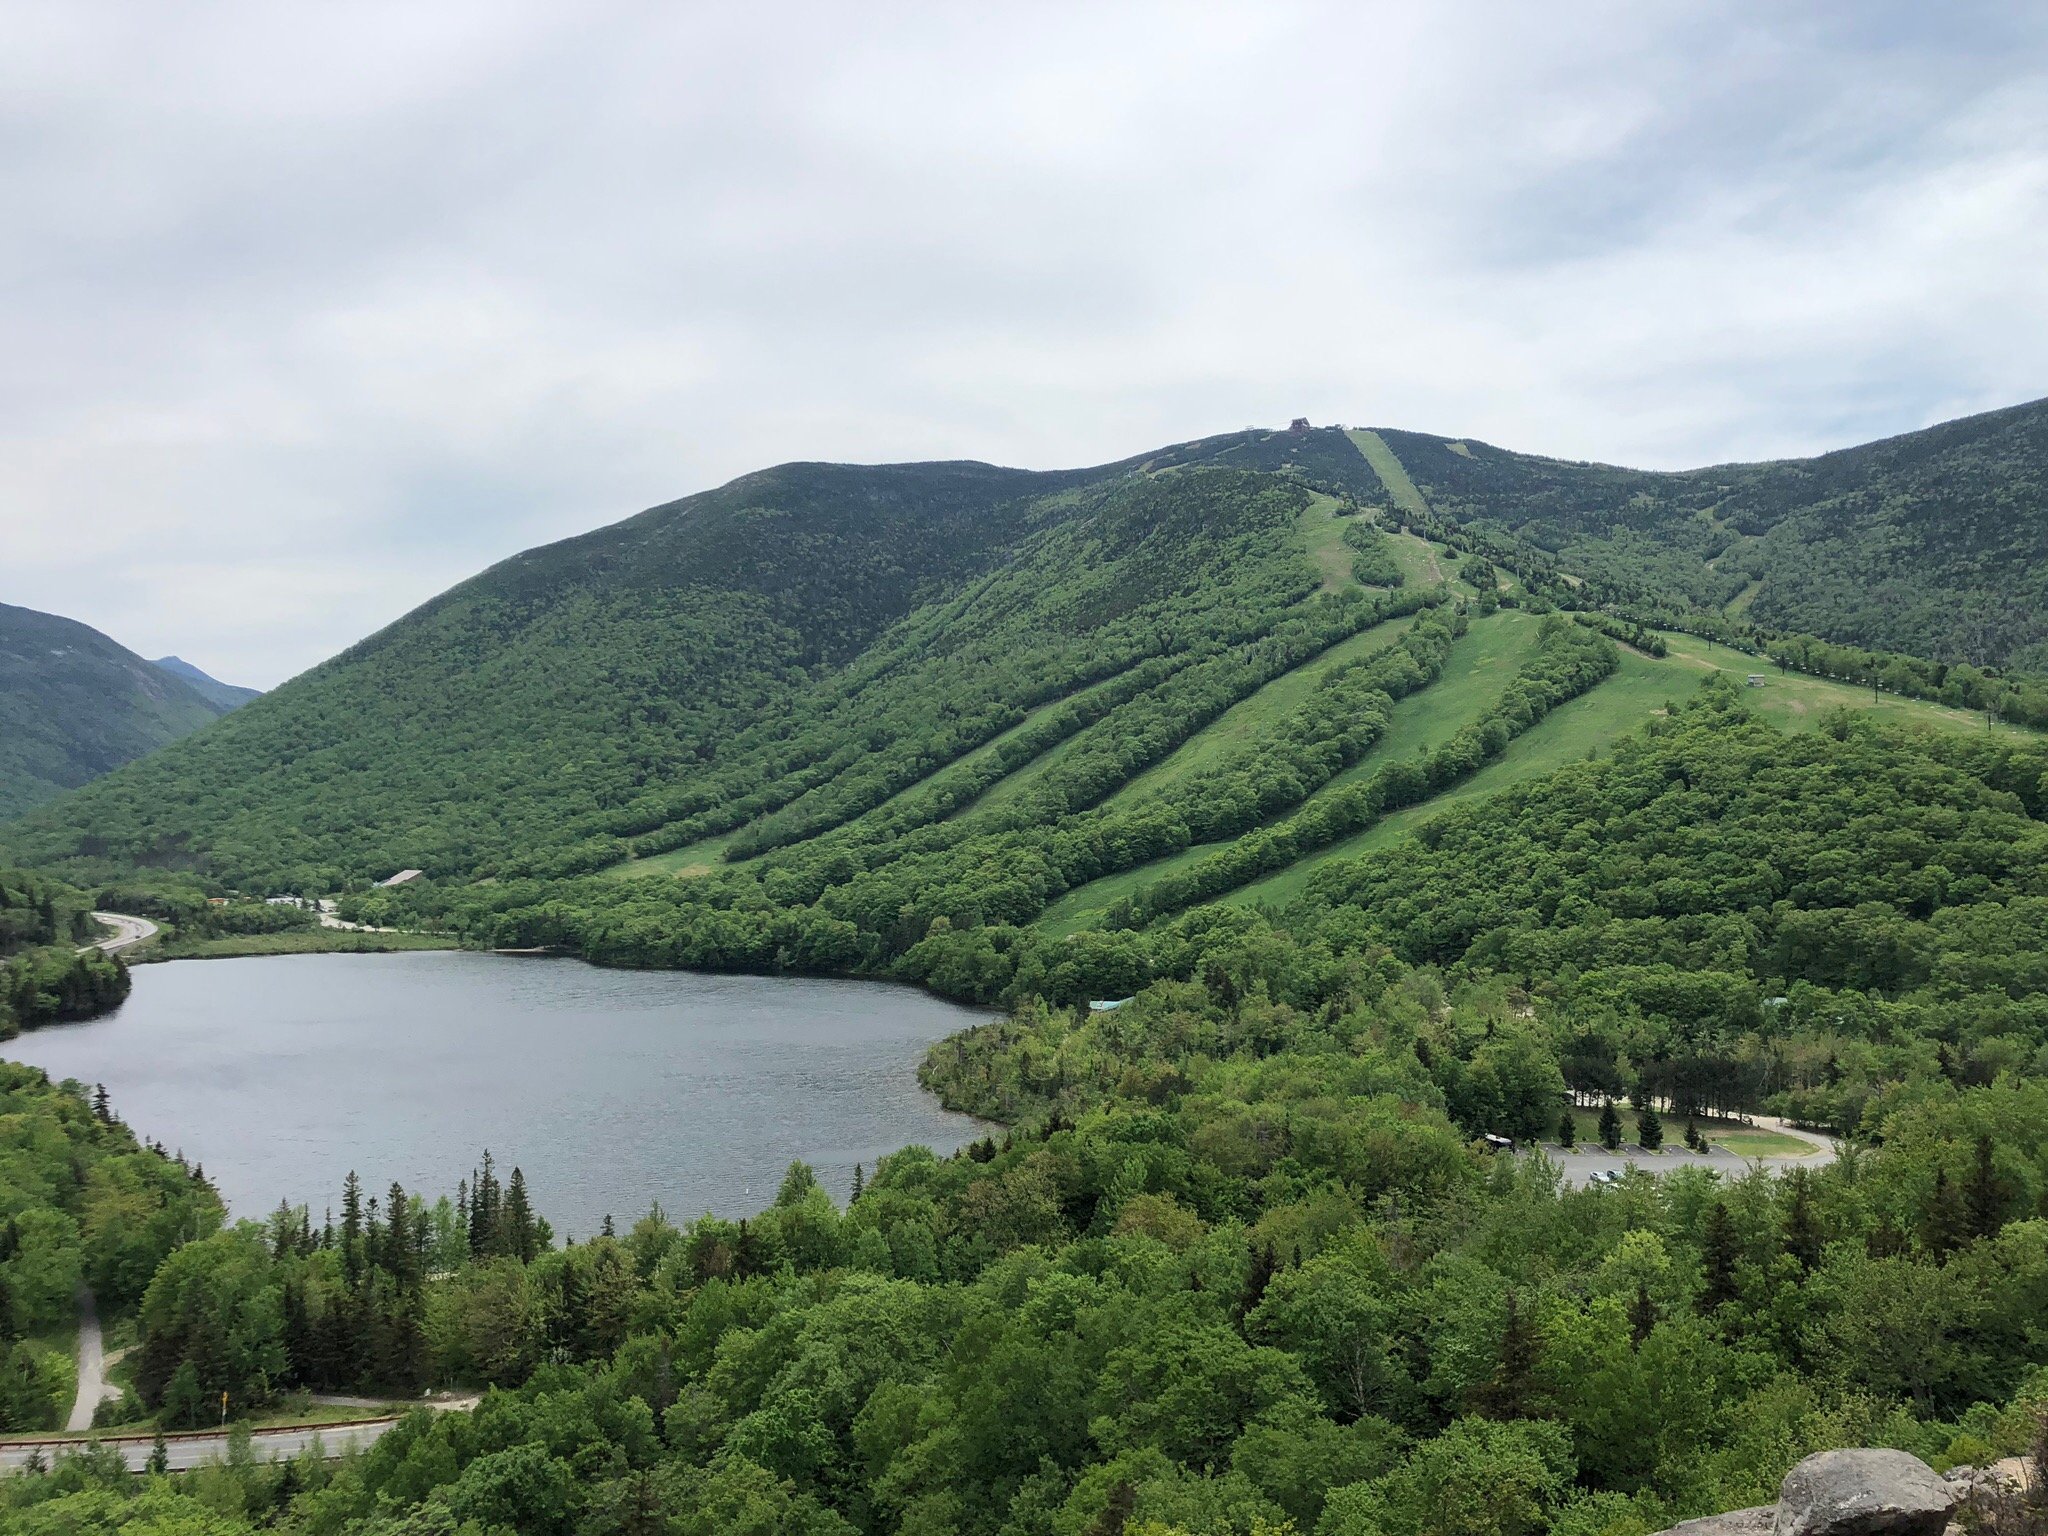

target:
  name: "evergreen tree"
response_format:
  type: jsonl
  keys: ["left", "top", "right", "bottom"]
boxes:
{"left": 91, "top": 1083, "right": 111, "bottom": 1123}
{"left": 1478, "top": 1288, "right": 1538, "bottom": 1418}
{"left": 1637, "top": 1104, "right": 1663, "bottom": 1150}
{"left": 601, "top": 1214, "right": 615, "bottom": 1238}
{"left": 1698, "top": 1201, "right": 1739, "bottom": 1314}
{"left": 1966, "top": 1134, "right": 2009, "bottom": 1240}
{"left": 384, "top": 1183, "right": 414, "bottom": 1288}
{"left": 851, "top": 1163, "right": 865, "bottom": 1202}
{"left": 470, "top": 1153, "right": 501, "bottom": 1257}
{"left": 1557, "top": 1109, "right": 1576, "bottom": 1149}
{"left": 1684, "top": 1120, "right": 1705, "bottom": 1152}
{"left": 1628, "top": 1281, "right": 1659, "bottom": 1347}
{"left": 1238, "top": 1243, "right": 1279, "bottom": 1325}
{"left": 1782, "top": 1168, "right": 1823, "bottom": 1272}
{"left": 1599, "top": 1099, "right": 1622, "bottom": 1151}
{"left": 147, "top": 1428, "right": 168, "bottom": 1475}
{"left": 1922, "top": 1166, "right": 1973, "bottom": 1256}
{"left": 281, "top": 1280, "right": 313, "bottom": 1388}
{"left": 340, "top": 1172, "right": 365, "bottom": 1291}
{"left": 502, "top": 1167, "right": 538, "bottom": 1262}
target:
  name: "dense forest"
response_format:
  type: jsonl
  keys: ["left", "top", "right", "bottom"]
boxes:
{"left": 0, "top": 1063, "right": 220, "bottom": 1433}
{"left": 0, "top": 869, "right": 128, "bottom": 1038}
{"left": 6, "top": 893, "right": 2048, "bottom": 1532}
{"left": 6, "top": 408, "right": 2048, "bottom": 1531}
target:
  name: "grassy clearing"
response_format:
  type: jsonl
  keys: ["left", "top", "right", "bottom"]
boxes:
{"left": 1387, "top": 531, "right": 1446, "bottom": 588}
{"left": 1037, "top": 837, "right": 1227, "bottom": 937}
{"left": 604, "top": 827, "right": 747, "bottom": 881}
{"left": 1346, "top": 429, "right": 1429, "bottom": 518}
{"left": 1104, "top": 615, "right": 1420, "bottom": 809}
{"left": 1724, "top": 579, "right": 1764, "bottom": 615}
{"left": 606, "top": 667, "right": 1164, "bottom": 878}
{"left": 954, "top": 710, "right": 1104, "bottom": 821}
{"left": 1298, "top": 493, "right": 1355, "bottom": 593}
{"left": 1039, "top": 614, "right": 1534, "bottom": 932}
{"left": 1657, "top": 632, "right": 2029, "bottom": 738}
{"left": 139, "top": 929, "right": 459, "bottom": 963}
{"left": 1222, "top": 645, "right": 1694, "bottom": 909}
{"left": 1309, "top": 610, "right": 1540, "bottom": 798}
{"left": 1217, "top": 623, "right": 2037, "bottom": 914}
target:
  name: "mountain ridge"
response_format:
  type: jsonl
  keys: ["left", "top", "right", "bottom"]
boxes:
{"left": 5, "top": 399, "right": 2046, "bottom": 891}
{"left": 151, "top": 655, "right": 261, "bottom": 712}
{"left": 0, "top": 602, "right": 237, "bottom": 821}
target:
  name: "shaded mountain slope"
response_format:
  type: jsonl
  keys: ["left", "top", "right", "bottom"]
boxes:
{"left": 151, "top": 656, "right": 261, "bottom": 711}
{"left": 1, "top": 444, "right": 1339, "bottom": 887}
{"left": 0, "top": 603, "right": 229, "bottom": 820}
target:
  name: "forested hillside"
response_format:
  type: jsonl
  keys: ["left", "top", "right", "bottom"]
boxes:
{"left": 1376, "top": 396, "right": 2048, "bottom": 668}
{"left": 9, "top": 415, "right": 2048, "bottom": 1533}
{"left": 8, "top": 404, "right": 2047, "bottom": 895}
{"left": 0, "top": 868, "right": 129, "bottom": 1037}
{"left": 0, "top": 604, "right": 232, "bottom": 819}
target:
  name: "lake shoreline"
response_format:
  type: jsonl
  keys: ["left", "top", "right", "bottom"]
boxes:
{"left": 5, "top": 950, "right": 999, "bottom": 1232}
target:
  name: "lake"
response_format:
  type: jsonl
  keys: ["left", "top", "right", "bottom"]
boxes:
{"left": 5, "top": 951, "right": 994, "bottom": 1236}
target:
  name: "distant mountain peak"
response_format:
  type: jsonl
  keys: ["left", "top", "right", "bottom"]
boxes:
{"left": 150, "top": 655, "right": 261, "bottom": 712}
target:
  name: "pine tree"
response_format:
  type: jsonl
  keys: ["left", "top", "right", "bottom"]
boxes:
{"left": 385, "top": 1183, "right": 413, "bottom": 1288}
{"left": 1782, "top": 1167, "right": 1823, "bottom": 1271}
{"left": 340, "top": 1172, "right": 365, "bottom": 1291}
{"left": 1685, "top": 1120, "right": 1705, "bottom": 1152}
{"left": 470, "top": 1153, "right": 501, "bottom": 1257}
{"left": 1599, "top": 1099, "right": 1623, "bottom": 1151}
{"left": 1966, "top": 1134, "right": 2008, "bottom": 1240}
{"left": 91, "top": 1083, "right": 111, "bottom": 1123}
{"left": 1557, "top": 1109, "right": 1576, "bottom": 1148}
{"left": 503, "top": 1167, "right": 537, "bottom": 1262}
{"left": 1698, "top": 1201, "right": 1739, "bottom": 1313}
{"left": 1637, "top": 1104, "right": 1663, "bottom": 1151}
{"left": 281, "top": 1279, "right": 313, "bottom": 1387}
{"left": 1628, "top": 1280, "right": 1659, "bottom": 1347}
{"left": 1478, "top": 1289, "right": 1538, "bottom": 1418}
{"left": 851, "top": 1163, "right": 865, "bottom": 1202}
{"left": 1922, "top": 1167, "right": 1973, "bottom": 1256}
{"left": 147, "top": 1428, "right": 169, "bottom": 1475}
{"left": 1237, "top": 1243, "right": 1279, "bottom": 1324}
{"left": 601, "top": 1214, "right": 615, "bottom": 1238}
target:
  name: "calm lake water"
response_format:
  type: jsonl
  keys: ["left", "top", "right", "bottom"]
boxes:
{"left": 6, "top": 951, "right": 993, "bottom": 1236}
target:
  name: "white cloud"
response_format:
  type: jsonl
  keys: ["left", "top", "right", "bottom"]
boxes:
{"left": 0, "top": 0, "right": 2043, "bottom": 686}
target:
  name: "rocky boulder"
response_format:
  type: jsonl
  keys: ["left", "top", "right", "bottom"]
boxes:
{"left": 1662, "top": 1508, "right": 1775, "bottom": 1536}
{"left": 1772, "top": 1450, "right": 1958, "bottom": 1536}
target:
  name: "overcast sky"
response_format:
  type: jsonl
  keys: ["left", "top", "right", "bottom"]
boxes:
{"left": 4, "top": 1, "right": 2045, "bottom": 688}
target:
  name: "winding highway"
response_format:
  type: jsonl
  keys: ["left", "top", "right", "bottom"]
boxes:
{"left": 78, "top": 912, "right": 158, "bottom": 954}
{"left": 0, "top": 1417, "right": 406, "bottom": 1474}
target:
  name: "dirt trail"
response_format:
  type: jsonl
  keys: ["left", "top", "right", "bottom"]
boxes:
{"left": 65, "top": 1285, "right": 113, "bottom": 1432}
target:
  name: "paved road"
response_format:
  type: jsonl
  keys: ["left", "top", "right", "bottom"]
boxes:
{"left": 0, "top": 1418, "right": 404, "bottom": 1474}
{"left": 1534, "top": 1115, "right": 1838, "bottom": 1187}
{"left": 78, "top": 912, "right": 158, "bottom": 954}
{"left": 64, "top": 1285, "right": 116, "bottom": 1432}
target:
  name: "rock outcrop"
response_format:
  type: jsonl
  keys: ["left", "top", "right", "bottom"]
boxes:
{"left": 1772, "top": 1450, "right": 1958, "bottom": 1536}
{"left": 1652, "top": 1450, "right": 1966, "bottom": 1536}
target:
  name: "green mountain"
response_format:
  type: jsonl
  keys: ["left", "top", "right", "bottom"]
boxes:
{"left": 5, "top": 403, "right": 2045, "bottom": 924}
{"left": 1375, "top": 395, "right": 2048, "bottom": 668}
{"left": 151, "top": 654, "right": 262, "bottom": 711}
{"left": 0, "top": 602, "right": 237, "bottom": 820}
